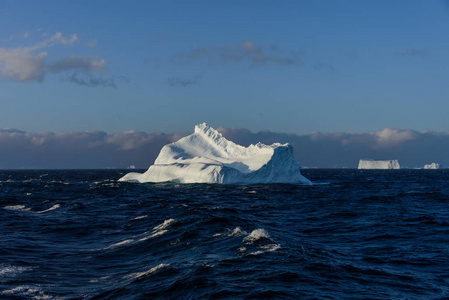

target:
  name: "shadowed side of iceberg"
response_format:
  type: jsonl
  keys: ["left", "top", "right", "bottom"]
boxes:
{"left": 118, "top": 123, "right": 311, "bottom": 185}
{"left": 119, "top": 163, "right": 235, "bottom": 184}
{"left": 226, "top": 144, "right": 311, "bottom": 184}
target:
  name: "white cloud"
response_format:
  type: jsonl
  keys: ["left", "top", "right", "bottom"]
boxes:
{"left": 86, "top": 39, "right": 97, "bottom": 47}
{"left": 372, "top": 128, "right": 417, "bottom": 148}
{"left": 0, "top": 32, "right": 105, "bottom": 82}
{"left": 51, "top": 32, "right": 77, "bottom": 45}
{"left": 173, "top": 41, "right": 301, "bottom": 67}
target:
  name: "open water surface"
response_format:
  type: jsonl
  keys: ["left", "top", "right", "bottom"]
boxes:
{"left": 1, "top": 169, "right": 449, "bottom": 299}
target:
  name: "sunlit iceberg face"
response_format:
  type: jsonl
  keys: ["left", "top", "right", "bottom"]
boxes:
{"left": 119, "top": 123, "right": 311, "bottom": 185}
{"left": 358, "top": 159, "right": 400, "bottom": 170}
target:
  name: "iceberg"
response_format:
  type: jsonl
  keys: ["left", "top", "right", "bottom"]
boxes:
{"left": 119, "top": 123, "right": 311, "bottom": 185}
{"left": 423, "top": 163, "right": 439, "bottom": 169}
{"left": 358, "top": 159, "right": 400, "bottom": 169}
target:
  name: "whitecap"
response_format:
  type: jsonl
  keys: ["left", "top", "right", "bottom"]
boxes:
{"left": 138, "top": 219, "right": 175, "bottom": 241}
{"left": 247, "top": 243, "right": 281, "bottom": 256}
{"left": 153, "top": 218, "right": 175, "bottom": 231}
{"left": 123, "top": 263, "right": 168, "bottom": 280}
{"left": 213, "top": 226, "right": 247, "bottom": 238}
{"left": 139, "top": 230, "right": 168, "bottom": 241}
{"left": 243, "top": 228, "right": 270, "bottom": 244}
{"left": 38, "top": 204, "right": 60, "bottom": 213}
{"left": 1, "top": 285, "right": 62, "bottom": 300}
{"left": 105, "top": 238, "right": 134, "bottom": 249}
{"left": 0, "top": 264, "right": 31, "bottom": 278}
{"left": 132, "top": 215, "right": 148, "bottom": 220}
{"left": 3, "top": 205, "right": 31, "bottom": 212}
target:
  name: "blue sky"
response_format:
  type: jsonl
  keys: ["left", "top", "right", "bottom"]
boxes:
{"left": 1, "top": 0, "right": 449, "bottom": 134}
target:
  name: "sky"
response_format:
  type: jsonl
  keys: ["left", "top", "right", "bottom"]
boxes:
{"left": 1, "top": 1, "right": 449, "bottom": 168}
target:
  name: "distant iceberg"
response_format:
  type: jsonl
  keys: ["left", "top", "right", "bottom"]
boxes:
{"left": 119, "top": 123, "right": 311, "bottom": 185}
{"left": 358, "top": 159, "right": 400, "bottom": 169}
{"left": 423, "top": 163, "right": 439, "bottom": 169}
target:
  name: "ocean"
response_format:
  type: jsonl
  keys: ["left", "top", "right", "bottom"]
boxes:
{"left": 1, "top": 169, "right": 448, "bottom": 299}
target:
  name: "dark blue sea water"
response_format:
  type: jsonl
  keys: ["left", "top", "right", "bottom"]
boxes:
{"left": 1, "top": 169, "right": 449, "bottom": 299}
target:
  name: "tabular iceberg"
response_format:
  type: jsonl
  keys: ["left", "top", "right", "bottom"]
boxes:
{"left": 119, "top": 123, "right": 311, "bottom": 185}
{"left": 358, "top": 159, "right": 400, "bottom": 169}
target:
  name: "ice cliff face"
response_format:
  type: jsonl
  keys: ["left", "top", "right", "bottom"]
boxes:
{"left": 358, "top": 159, "right": 400, "bottom": 169}
{"left": 119, "top": 123, "right": 311, "bottom": 184}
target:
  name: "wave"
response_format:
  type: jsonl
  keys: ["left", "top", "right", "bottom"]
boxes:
{"left": 247, "top": 243, "right": 281, "bottom": 256}
{"left": 213, "top": 227, "right": 281, "bottom": 256}
{"left": 123, "top": 263, "right": 169, "bottom": 280}
{"left": 139, "top": 218, "right": 176, "bottom": 241}
{"left": 0, "top": 264, "right": 31, "bottom": 279}
{"left": 38, "top": 204, "right": 60, "bottom": 213}
{"left": 105, "top": 238, "right": 135, "bottom": 249}
{"left": 213, "top": 226, "right": 246, "bottom": 238}
{"left": 2, "top": 169, "right": 448, "bottom": 299}
{"left": 1, "top": 285, "right": 63, "bottom": 300}
{"left": 103, "top": 219, "right": 177, "bottom": 249}
{"left": 3, "top": 204, "right": 60, "bottom": 214}
{"left": 153, "top": 218, "right": 176, "bottom": 231}
{"left": 3, "top": 205, "right": 31, "bottom": 212}
{"left": 243, "top": 228, "right": 271, "bottom": 244}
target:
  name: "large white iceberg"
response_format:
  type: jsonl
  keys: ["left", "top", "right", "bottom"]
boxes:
{"left": 119, "top": 123, "right": 311, "bottom": 185}
{"left": 424, "top": 163, "right": 439, "bottom": 169}
{"left": 358, "top": 159, "right": 400, "bottom": 169}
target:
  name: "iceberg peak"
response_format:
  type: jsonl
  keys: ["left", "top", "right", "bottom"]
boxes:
{"left": 119, "top": 123, "right": 311, "bottom": 185}
{"left": 193, "top": 122, "right": 248, "bottom": 158}
{"left": 194, "top": 122, "right": 214, "bottom": 135}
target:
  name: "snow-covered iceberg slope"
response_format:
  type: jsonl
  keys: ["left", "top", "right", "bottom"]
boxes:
{"left": 119, "top": 123, "right": 311, "bottom": 185}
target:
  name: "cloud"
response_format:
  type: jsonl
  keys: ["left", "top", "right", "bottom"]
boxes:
{"left": 0, "top": 49, "right": 47, "bottom": 81}
{"left": 49, "top": 56, "right": 106, "bottom": 73}
{"left": 0, "top": 127, "right": 448, "bottom": 169}
{"left": 2, "top": 35, "right": 14, "bottom": 42}
{"left": 0, "top": 128, "right": 25, "bottom": 134}
{"left": 398, "top": 49, "right": 428, "bottom": 57}
{"left": 65, "top": 72, "right": 126, "bottom": 88}
{"left": 0, "top": 32, "right": 106, "bottom": 83}
{"left": 167, "top": 75, "right": 201, "bottom": 87}
{"left": 0, "top": 129, "right": 188, "bottom": 169}
{"left": 51, "top": 32, "right": 78, "bottom": 45}
{"left": 86, "top": 39, "right": 97, "bottom": 47}
{"left": 372, "top": 128, "right": 417, "bottom": 148}
{"left": 172, "top": 41, "right": 301, "bottom": 67}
